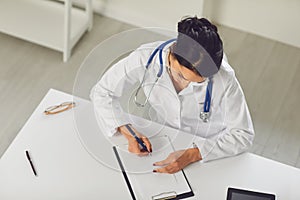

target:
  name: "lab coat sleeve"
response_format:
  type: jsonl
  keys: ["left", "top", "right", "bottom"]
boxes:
{"left": 196, "top": 76, "right": 255, "bottom": 162}
{"left": 90, "top": 50, "right": 144, "bottom": 137}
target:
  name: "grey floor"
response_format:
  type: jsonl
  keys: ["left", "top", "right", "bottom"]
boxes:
{"left": 0, "top": 14, "right": 300, "bottom": 169}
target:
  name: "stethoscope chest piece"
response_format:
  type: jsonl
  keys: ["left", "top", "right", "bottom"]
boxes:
{"left": 200, "top": 111, "right": 210, "bottom": 123}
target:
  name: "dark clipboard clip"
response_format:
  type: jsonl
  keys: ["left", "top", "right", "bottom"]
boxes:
{"left": 152, "top": 191, "right": 177, "bottom": 200}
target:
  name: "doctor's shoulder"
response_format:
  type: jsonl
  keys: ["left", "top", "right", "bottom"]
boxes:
{"left": 215, "top": 58, "right": 238, "bottom": 88}
{"left": 116, "top": 41, "right": 162, "bottom": 69}
{"left": 220, "top": 58, "right": 235, "bottom": 76}
{"left": 123, "top": 41, "right": 168, "bottom": 68}
{"left": 133, "top": 41, "right": 166, "bottom": 56}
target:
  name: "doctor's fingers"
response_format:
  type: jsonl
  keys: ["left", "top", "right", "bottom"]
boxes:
{"left": 141, "top": 137, "right": 152, "bottom": 153}
{"left": 153, "top": 163, "right": 182, "bottom": 174}
{"left": 153, "top": 150, "right": 186, "bottom": 166}
{"left": 128, "top": 140, "right": 149, "bottom": 156}
{"left": 153, "top": 157, "right": 172, "bottom": 166}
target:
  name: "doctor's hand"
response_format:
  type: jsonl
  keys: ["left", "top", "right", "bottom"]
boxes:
{"left": 153, "top": 148, "right": 202, "bottom": 174}
{"left": 118, "top": 125, "right": 152, "bottom": 156}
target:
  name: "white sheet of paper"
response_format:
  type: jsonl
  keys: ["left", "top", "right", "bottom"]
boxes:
{"left": 115, "top": 135, "right": 192, "bottom": 200}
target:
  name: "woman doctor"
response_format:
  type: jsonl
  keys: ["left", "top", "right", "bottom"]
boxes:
{"left": 90, "top": 17, "right": 254, "bottom": 174}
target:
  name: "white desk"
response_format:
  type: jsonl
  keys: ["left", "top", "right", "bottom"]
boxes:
{"left": 0, "top": 89, "right": 300, "bottom": 199}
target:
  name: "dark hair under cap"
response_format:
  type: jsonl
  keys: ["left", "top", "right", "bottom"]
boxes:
{"left": 171, "top": 16, "right": 223, "bottom": 77}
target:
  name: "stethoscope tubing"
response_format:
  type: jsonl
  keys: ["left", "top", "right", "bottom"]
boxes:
{"left": 134, "top": 39, "right": 213, "bottom": 122}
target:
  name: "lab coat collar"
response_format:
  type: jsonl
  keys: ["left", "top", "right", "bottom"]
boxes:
{"left": 179, "top": 79, "right": 208, "bottom": 96}
{"left": 190, "top": 78, "right": 209, "bottom": 86}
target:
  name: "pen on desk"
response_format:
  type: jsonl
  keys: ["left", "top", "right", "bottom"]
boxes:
{"left": 125, "top": 124, "right": 150, "bottom": 153}
{"left": 25, "top": 150, "right": 38, "bottom": 177}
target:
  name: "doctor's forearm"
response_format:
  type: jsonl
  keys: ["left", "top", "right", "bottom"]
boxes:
{"left": 117, "top": 124, "right": 147, "bottom": 143}
{"left": 198, "top": 129, "right": 254, "bottom": 162}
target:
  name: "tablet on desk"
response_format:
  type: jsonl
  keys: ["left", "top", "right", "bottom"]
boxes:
{"left": 227, "top": 187, "right": 275, "bottom": 200}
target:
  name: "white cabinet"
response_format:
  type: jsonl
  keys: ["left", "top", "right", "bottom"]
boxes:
{"left": 0, "top": 0, "right": 93, "bottom": 62}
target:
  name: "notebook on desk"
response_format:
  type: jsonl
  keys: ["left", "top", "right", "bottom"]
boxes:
{"left": 113, "top": 135, "right": 194, "bottom": 200}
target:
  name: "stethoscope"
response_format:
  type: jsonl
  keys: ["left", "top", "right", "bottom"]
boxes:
{"left": 134, "top": 39, "right": 213, "bottom": 123}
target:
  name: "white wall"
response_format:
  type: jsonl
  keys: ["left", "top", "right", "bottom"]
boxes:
{"left": 91, "top": 0, "right": 300, "bottom": 48}
{"left": 92, "top": 0, "right": 204, "bottom": 32}
{"left": 203, "top": 0, "right": 300, "bottom": 48}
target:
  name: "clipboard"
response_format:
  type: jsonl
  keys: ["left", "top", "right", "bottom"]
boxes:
{"left": 113, "top": 135, "right": 194, "bottom": 200}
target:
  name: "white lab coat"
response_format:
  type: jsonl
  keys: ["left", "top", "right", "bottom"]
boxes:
{"left": 90, "top": 41, "right": 254, "bottom": 162}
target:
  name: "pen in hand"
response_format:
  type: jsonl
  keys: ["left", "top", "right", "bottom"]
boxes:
{"left": 25, "top": 150, "right": 38, "bottom": 177}
{"left": 125, "top": 124, "right": 150, "bottom": 153}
